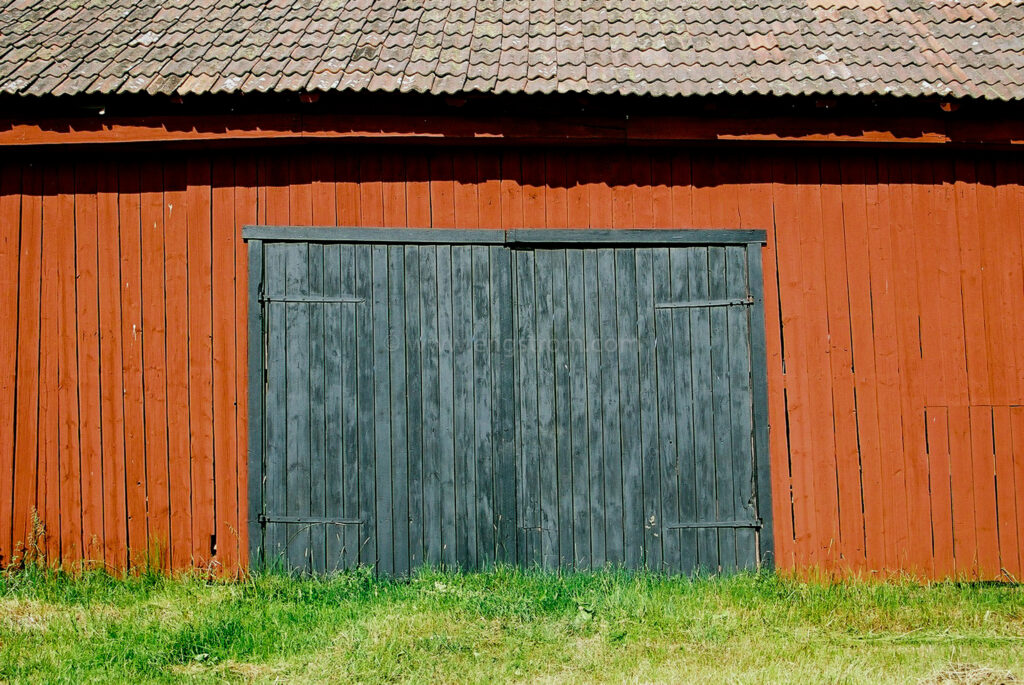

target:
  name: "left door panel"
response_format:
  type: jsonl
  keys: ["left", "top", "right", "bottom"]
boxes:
{"left": 256, "top": 241, "right": 515, "bottom": 574}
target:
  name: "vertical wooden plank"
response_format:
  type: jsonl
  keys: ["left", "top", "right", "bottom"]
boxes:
{"left": 451, "top": 245, "right": 475, "bottom": 568}
{"left": 262, "top": 246, "right": 288, "bottom": 563}
{"left": 245, "top": 240, "right": 264, "bottom": 568}
{"left": 565, "top": 249, "right": 591, "bottom": 567}
{"left": 499, "top": 149, "right": 523, "bottom": 231}
{"left": 322, "top": 243, "right": 343, "bottom": 570}
{"left": 651, "top": 154, "right": 673, "bottom": 229}
{"left": 635, "top": 248, "right": 661, "bottom": 569}
{"left": 370, "top": 244, "right": 393, "bottom": 574}
{"left": 992, "top": 405, "right": 1019, "bottom": 579}
{"left": 186, "top": 159, "right": 215, "bottom": 568}
{"left": 404, "top": 246, "right": 424, "bottom": 567}
{"left": 925, "top": 407, "right": 955, "bottom": 578}
{"left": 969, "top": 405, "right": 1000, "bottom": 578}
{"left": 708, "top": 246, "right": 738, "bottom": 571}
{"left": 1011, "top": 407, "right": 1024, "bottom": 578}
{"left": 436, "top": 246, "right": 457, "bottom": 567}
{"left": 610, "top": 156, "right": 633, "bottom": 229}
{"left": 532, "top": 250, "right": 558, "bottom": 567}
{"left": 819, "top": 157, "right": 866, "bottom": 571}
{"left": 0, "top": 164, "right": 21, "bottom": 564}
{"left": 490, "top": 245, "right": 516, "bottom": 564}
{"left": 339, "top": 245, "right": 360, "bottom": 569}
{"left": 522, "top": 153, "right": 545, "bottom": 228}
{"left": 477, "top": 152, "right": 502, "bottom": 229}
{"left": 471, "top": 245, "right": 496, "bottom": 565}
{"left": 687, "top": 246, "right": 718, "bottom": 573}
{"left": 954, "top": 161, "right": 992, "bottom": 403}
{"left": 631, "top": 154, "right": 654, "bottom": 229}
{"left": 429, "top": 153, "right": 455, "bottom": 229}
{"left": 354, "top": 243, "right": 377, "bottom": 568}
{"left": 653, "top": 248, "right": 682, "bottom": 572}
{"left": 74, "top": 163, "right": 105, "bottom": 564}
{"left": 597, "top": 248, "right": 624, "bottom": 565}
{"left": 388, "top": 245, "right": 410, "bottom": 575}
{"left": 359, "top": 153, "right": 384, "bottom": 228}
{"left": 514, "top": 249, "right": 540, "bottom": 564}
{"left": 670, "top": 153, "right": 693, "bottom": 229}
{"left": 453, "top": 152, "right": 479, "bottom": 229}
{"left": 335, "top": 153, "right": 360, "bottom": 226}
{"left": 582, "top": 249, "right": 606, "bottom": 568}
{"left": 39, "top": 165, "right": 60, "bottom": 564}
{"left": 306, "top": 242, "right": 327, "bottom": 573}
{"left": 565, "top": 152, "right": 589, "bottom": 229}
{"left": 283, "top": 241, "right": 312, "bottom": 571}
{"left": 211, "top": 158, "right": 239, "bottom": 573}
{"left": 549, "top": 249, "right": 573, "bottom": 567}
{"left": 746, "top": 241, "right": 775, "bottom": 570}
{"left": 838, "top": 157, "right": 885, "bottom": 572}
{"left": 381, "top": 151, "right": 407, "bottom": 228}
{"left": 139, "top": 161, "right": 171, "bottom": 570}
{"left": 726, "top": 246, "right": 756, "bottom": 570}
{"left": 419, "top": 245, "right": 442, "bottom": 566}
{"left": 615, "top": 248, "right": 643, "bottom": 568}
{"left": 947, "top": 405, "right": 978, "bottom": 577}
{"left": 406, "top": 153, "right": 431, "bottom": 228}
{"left": 235, "top": 158, "right": 258, "bottom": 571}
{"left": 544, "top": 152, "right": 568, "bottom": 229}
{"left": 889, "top": 156, "right": 933, "bottom": 575}
{"left": 117, "top": 161, "right": 148, "bottom": 567}
{"left": 96, "top": 162, "right": 127, "bottom": 570}
{"left": 54, "top": 163, "right": 83, "bottom": 565}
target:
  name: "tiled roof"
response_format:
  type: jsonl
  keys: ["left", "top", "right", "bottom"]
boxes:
{"left": 1, "top": 0, "right": 1023, "bottom": 101}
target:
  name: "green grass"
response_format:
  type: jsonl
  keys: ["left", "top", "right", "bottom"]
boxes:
{"left": 0, "top": 566, "right": 1022, "bottom": 684}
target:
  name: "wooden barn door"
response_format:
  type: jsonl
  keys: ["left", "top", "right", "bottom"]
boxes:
{"left": 511, "top": 242, "right": 769, "bottom": 573}
{"left": 247, "top": 229, "right": 771, "bottom": 575}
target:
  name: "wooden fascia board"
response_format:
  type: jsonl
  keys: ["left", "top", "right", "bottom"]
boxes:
{"left": 0, "top": 113, "right": 1021, "bottom": 148}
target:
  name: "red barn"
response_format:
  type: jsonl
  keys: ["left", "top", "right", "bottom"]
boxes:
{"left": 2, "top": 0, "right": 1024, "bottom": 579}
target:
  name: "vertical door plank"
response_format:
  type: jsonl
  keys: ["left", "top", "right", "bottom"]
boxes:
{"left": 614, "top": 248, "right": 643, "bottom": 568}
{"left": 597, "top": 248, "right": 624, "bottom": 565}
{"left": 370, "top": 244, "right": 393, "bottom": 574}
{"left": 687, "top": 246, "right": 718, "bottom": 573}
{"left": 452, "top": 245, "right": 476, "bottom": 568}
{"left": 283, "top": 242, "right": 312, "bottom": 571}
{"left": 549, "top": 249, "right": 573, "bottom": 567}
{"left": 746, "top": 241, "right": 774, "bottom": 569}
{"left": 471, "top": 245, "right": 496, "bottom": 565}
{"left": 490, "top": 245, "right": 517, "bottom": 564}
{"left": 338, "top": 246, "right": 360, "bottom": 569}
{"left": 307, "top": 243, "right": 327, "bottom": 573}
{"left": 387, "top": 245, "right": 410, "bottom": 575}
{"left": 436, "top": 246, "right": 457, "bottom": 567}
{"left": 322, "top": 243, "right": 344, "bottom": 570}
{"left": 419, "top": 246, "right": 442, "bottom": 566}
{"left": 969, "top": 405, "right": 1000, "bottom": 578}
{"left": 404, "top": 246, "right": 424, "bottom": 567}
{"left": 354, "top": 244, "right": 378, "bottom": 568}
{"left": 565, "top": 249, "right": 591, "bottom": 567}
{"left": 532, "top": 250, "right": 558, "bottom": 567}
{"left": 245, "top": 240, "right": 264, "bottom": 568}
{"left": 582, "top": 249, "right": 606, "bottom": 568}
{"left": 947, "top": 405, "right": 978, "bottom": 577}
{"left": 262, "top": 245, "right": 288, "bottom": 563}
{"left": 635, "top": 248, "right": 661, "bottom": 569}
{"left": 653, "top": 248, "right": 682, "bottom": 572}
{"left": 708, "top": 246, "right": 738, "bottom": 571}
{"left": 514, "top": 249, "right": 540, "bottom": 564}
{"left": 726, "top": 246, "right": 756, "bottom": 570}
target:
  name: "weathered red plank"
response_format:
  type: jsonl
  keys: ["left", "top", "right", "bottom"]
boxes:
{"left": 38, "top": 166, "right": 60, "bottom": 564}
{"left": 0, "top": 164, "right": 20, "bottom": 564}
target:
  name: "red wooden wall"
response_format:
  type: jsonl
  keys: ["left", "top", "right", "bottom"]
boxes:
{"left": 2, "top": 144, "right": 1024, "bottom": 579}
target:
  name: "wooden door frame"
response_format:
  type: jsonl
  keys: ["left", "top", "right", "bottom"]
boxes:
{"left": 243, "top": 226, "right": 773, "bottom": 570}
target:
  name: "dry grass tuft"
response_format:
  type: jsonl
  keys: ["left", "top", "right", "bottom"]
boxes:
{"left": 923, "top": 663, "right": 1022, "bottom": 685}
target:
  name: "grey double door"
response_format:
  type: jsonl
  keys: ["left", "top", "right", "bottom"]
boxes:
{"left": 247, "top": 230, "right": 771, "bottom": 575}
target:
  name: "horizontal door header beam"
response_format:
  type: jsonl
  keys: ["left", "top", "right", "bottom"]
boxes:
{"left": 242, "top": 226, "right": 767, "bottom": 245}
